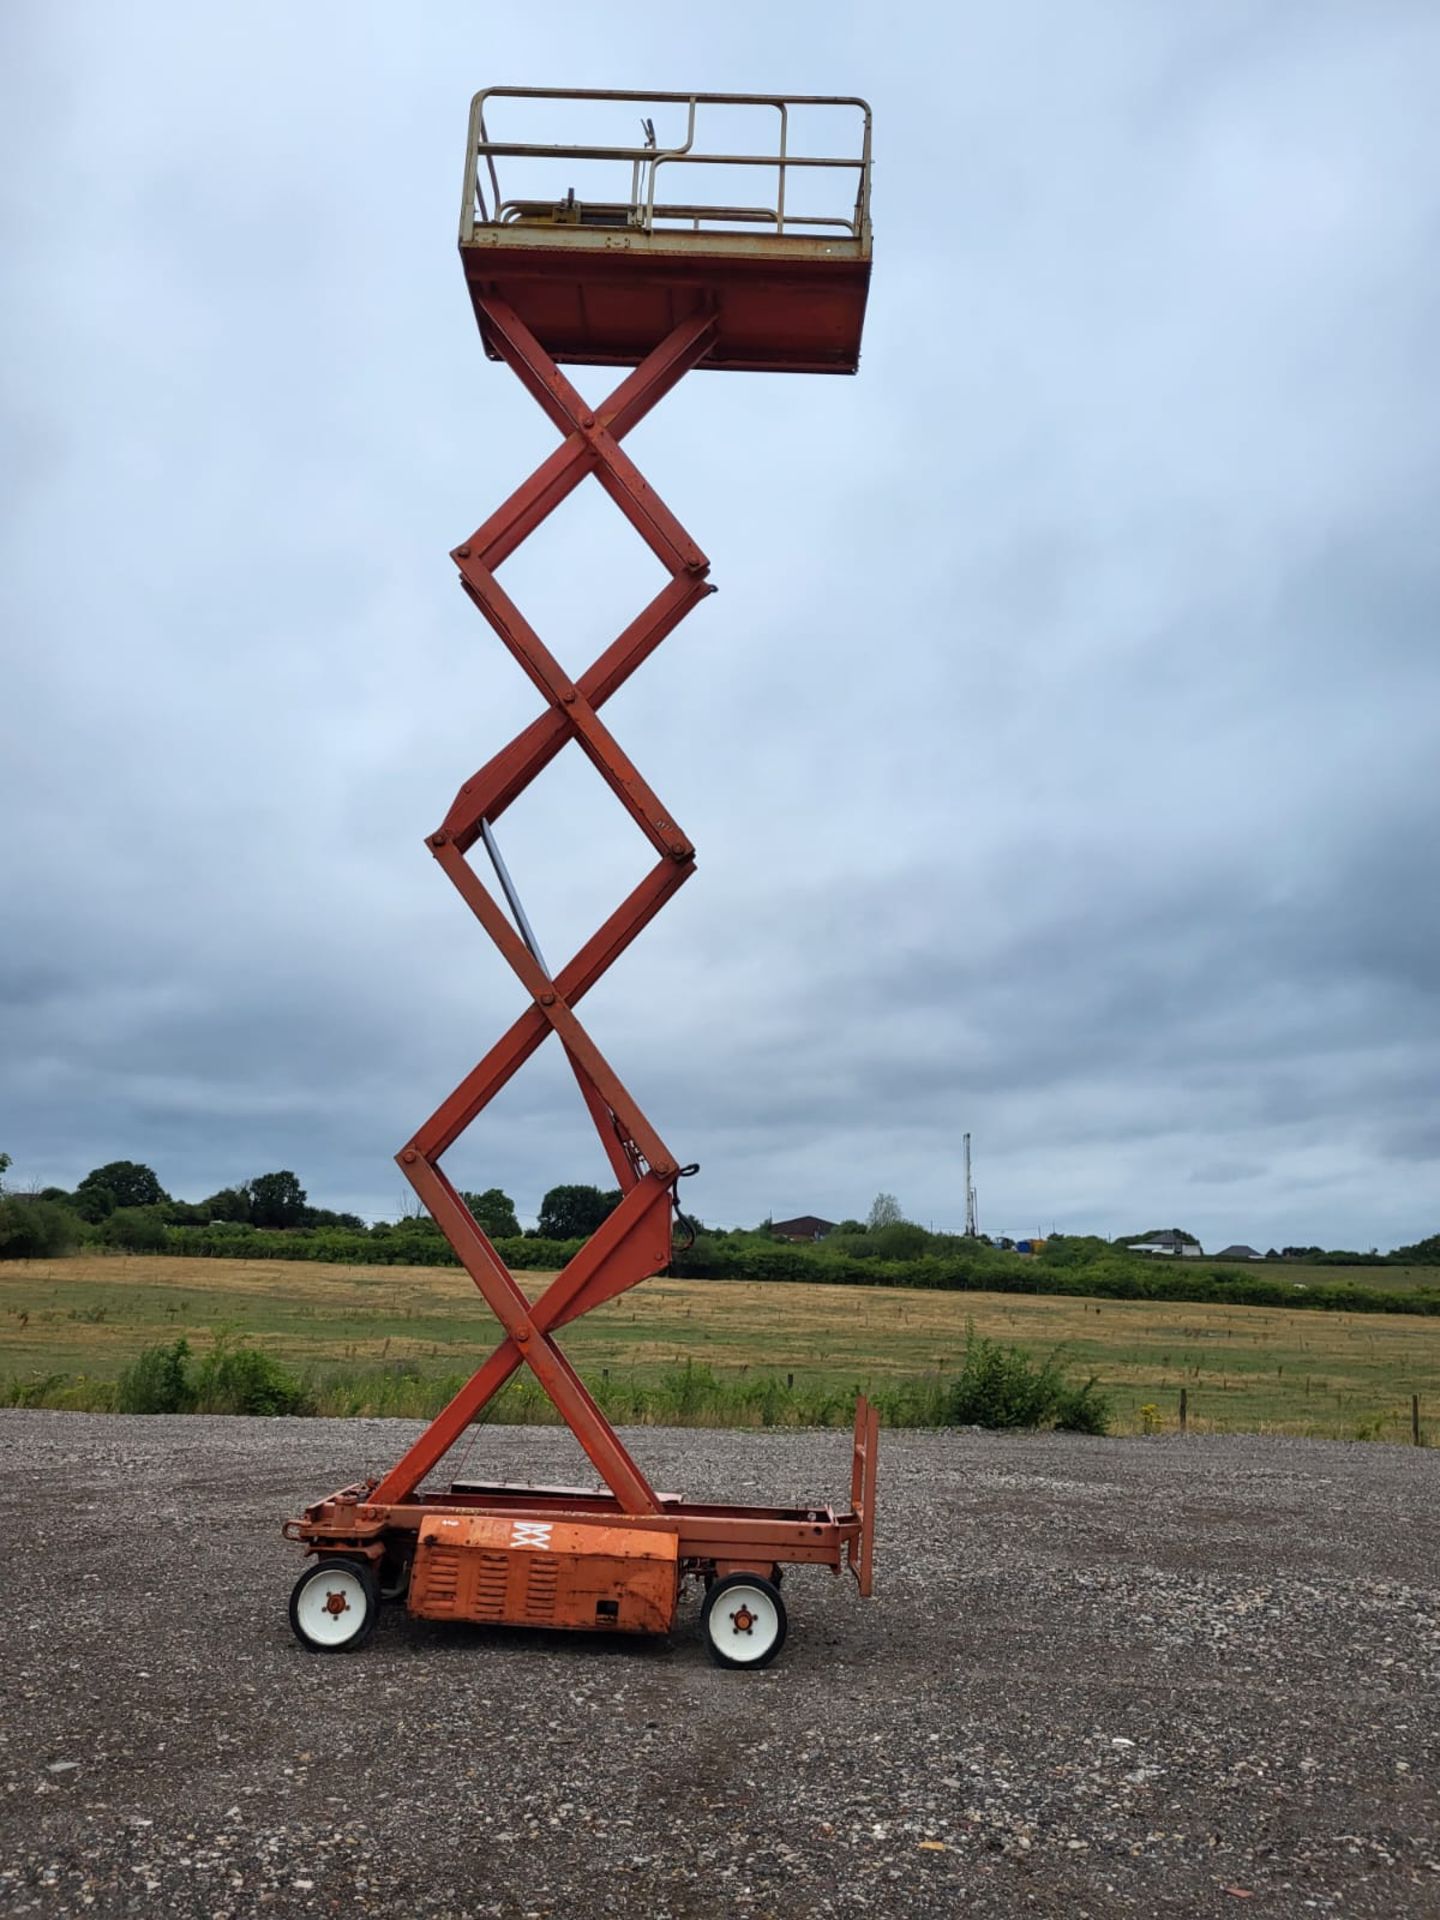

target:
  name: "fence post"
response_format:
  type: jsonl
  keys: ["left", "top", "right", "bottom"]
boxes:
{"left": 1413, "top": 1394, "right": 1421, "bottom": 1447}
{"left": 1179, "top": 1386, "right": 1188, "bottom": 1433}
{"left": 787, "top": 1372, "right": 794, "bottom": 1389}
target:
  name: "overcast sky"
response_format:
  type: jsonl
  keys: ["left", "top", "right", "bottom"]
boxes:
{"left": 3, "top": 2, "right": 1438, "bottom": 1250}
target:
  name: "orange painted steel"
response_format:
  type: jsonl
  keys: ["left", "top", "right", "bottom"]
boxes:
{"left": 286, "top": 88, "right": 878, "bottom": 1653}
{"left": 409, "top": 1514, "right": 678, "bottom": 1636}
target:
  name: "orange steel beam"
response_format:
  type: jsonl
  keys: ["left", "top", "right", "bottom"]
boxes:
{"left": 376, "top": 303, "right": 719, "bottom": 1510}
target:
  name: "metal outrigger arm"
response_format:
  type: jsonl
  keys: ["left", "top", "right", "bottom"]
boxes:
{"left": 285, "top": 88, "right": 876, "bottom": 1665}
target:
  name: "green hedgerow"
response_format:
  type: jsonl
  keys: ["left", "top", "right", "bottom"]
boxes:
{"left": 116, "top": 1337, "right": 192, "bottom": 1413}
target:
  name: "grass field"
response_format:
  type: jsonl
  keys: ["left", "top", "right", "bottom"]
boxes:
{"left": 2, "top": 1253, "right": 1438, "bottom": 1442}
{"left": 1181, "top": 1255, "right": 1440, "bottom": 1296}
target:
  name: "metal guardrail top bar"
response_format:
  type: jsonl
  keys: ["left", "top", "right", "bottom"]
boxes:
{"left": 461, "top": 86, "right": 873, "bottom": 248}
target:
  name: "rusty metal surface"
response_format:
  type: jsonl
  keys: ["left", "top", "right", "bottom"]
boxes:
{"left": 849, "top": 1395, "right": 879, "bottom": 1597}
{"left": 285, "top": 86, "right": 879, "bottom": 1649}
{"left": 460, "top": 240, "right": 870, "bottom": 373}
{"left": 368, "top": 301, "right": 723, "bottom": 1519}
{"left": 458, "top": 87, "right": 873, "bottom": 371}
{"left": 409, "top": 1513, "right": 679, "bottom": 1635}
{"left": 292, "top": 1486, "right": 861, "bottom": 1573}
{"left": 287, "top": 1397, "right": 878, "bottom": 1594}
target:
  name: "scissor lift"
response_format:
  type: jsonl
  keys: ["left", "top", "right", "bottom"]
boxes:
{"left": 285, "top": 88, "right": 877, "bottom": 1667}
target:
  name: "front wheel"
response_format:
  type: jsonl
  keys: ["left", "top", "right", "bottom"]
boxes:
{"left": 701, "top": 1573, "right": 787, "bottom": 1669}
{"left": 289, "top": 1556, "right": 379, "bottom": 1652}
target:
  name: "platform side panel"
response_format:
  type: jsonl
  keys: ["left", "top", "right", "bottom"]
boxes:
{"left": 462, "top": 246, "right": 870, "bottom": 373}
{"left": 408, "top": 1513, "right": 679, "bottom": 1635}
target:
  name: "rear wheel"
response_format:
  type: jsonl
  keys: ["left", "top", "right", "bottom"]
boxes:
{"left": 702, "top": 1572, "right": 787, "bottom": 1669}
{"left": 289, "top": 1557, "right": 379, "bottom": 1652}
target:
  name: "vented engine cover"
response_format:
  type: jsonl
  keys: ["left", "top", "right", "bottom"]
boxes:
{"left": 408, "top": 1512, "right": 679, "bottom": 1635}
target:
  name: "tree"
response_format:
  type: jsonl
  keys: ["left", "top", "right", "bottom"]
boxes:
{"left": 0, "top": 1196, "right": 80, "bottom": 1260}
{"left": 306, "top": 1208, "right": 366, "bottom": 1231}
{"left": 200, "top": 1186, "right": 252, "bottom": 1224}
{"left": 1036, "top": 1233, "right": 1110, "bottom": 1268}
{"left": 72, "top": 1184, "right": 116, "bottom": 1224}
{"left": 246, "top": 1170, "right": 307, "bottom": 1229}
{"left": 161, "top": 1199, "right": 209, "bottom": 1227}
{"left": 462, "top": 1188, "right": 521, "bottom": 1238}
{"left": 867, "top": 1221, "right": 929, "bottom": 1260}
{"left": 77, "top": 1161, "right": 168, "bottom": 1211}
{"left": 0, "top": 1151, "right": 10, "bottom": 1185}
{"left": 537, "top": 1183, "right": 620, "bottom": 1240}
{"left": 868, "top": 1192, "right": 904, "bottom": 1230}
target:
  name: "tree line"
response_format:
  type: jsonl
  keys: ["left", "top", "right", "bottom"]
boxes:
{"left": 2, "top": 1156, "right": 1437, "bottom": 1322}
{"left": 0, "top": 1155, "right": 628, "bottom": 1260}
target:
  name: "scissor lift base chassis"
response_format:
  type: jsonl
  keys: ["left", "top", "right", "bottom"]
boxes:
{"left": 288, "top": 1391, "right": 877, "bottom": 1641}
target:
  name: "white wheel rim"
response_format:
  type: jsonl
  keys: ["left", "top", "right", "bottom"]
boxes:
{"left": 708, "top": 1583, "right": 781, "bottom": 1664}
{"left": 296, "top": 1566, "right": 369, "bottom": 1647}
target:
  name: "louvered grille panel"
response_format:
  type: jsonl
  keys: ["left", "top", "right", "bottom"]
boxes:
{"left": 473, "top": 1550, "right": 509, "bottom": 1620}
{"left": 524, "top": 1556, "right": 559, "bottom": 1621}
{"left": 422, "top": 1546, "right": 462, "bottom": 1616}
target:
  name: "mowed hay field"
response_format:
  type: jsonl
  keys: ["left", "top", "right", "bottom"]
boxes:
{"left": 3, "top": 1253, "right": 1439, "bottom": 1441}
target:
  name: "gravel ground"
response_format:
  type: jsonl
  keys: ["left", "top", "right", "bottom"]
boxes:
{"left": 1, "top": 1412, "right": 1437, "bottom": 1919}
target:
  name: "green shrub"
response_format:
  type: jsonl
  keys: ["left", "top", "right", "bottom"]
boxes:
{"left": 0, "top": 1196, "right": 81, "bottom": 1260}
{"left": 921, "top": 1324, "right": 1112, "bottom": 1434}
{"left": 116, "top": 1338, "right": 193, "bottom": 1413}
{"left": 113, "top": 1334, "right": 313, "bottom": 1415}
{"left": 657, "top": 1358, "right": 719, "bottom": 1420}
{"left": 2, "top": 1371, "right": 72, "bottom": 1408}
{"left": 100, "top": 1206, "right": 170, "bottom": 1252}
{"left": 190, "top": 1334, "right": 314, "bottom": 1415}
{"left": 944, "top": 1328, "right": 1067, "bottom": 1428}
{"left": 1, "top": 1372, "right": 117, "bottom": 1411}
{"left": 1054, "top": 1376, "right": 1112, "bottom": 1435}
{"left": 864, "top": 1222, "right": 932, "bottom": 1261}
{"left": 869, "top": 1378, "right": 948, "bottom": 1427}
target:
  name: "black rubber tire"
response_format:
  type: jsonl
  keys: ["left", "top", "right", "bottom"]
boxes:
{"left": 288, "top": 1556, "right": 380, "bottom": 1653}
{"left": 701, "top": 1572, "right": 788, "bottom": 1670}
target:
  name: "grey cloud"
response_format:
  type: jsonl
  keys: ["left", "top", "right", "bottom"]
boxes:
{"left": 2, "top": 1, "right": 1438, "bottom": 1253}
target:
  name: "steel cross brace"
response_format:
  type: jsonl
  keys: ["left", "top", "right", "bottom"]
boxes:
{"left": 372, "top": 300, "right": 720, "bottom": 1515}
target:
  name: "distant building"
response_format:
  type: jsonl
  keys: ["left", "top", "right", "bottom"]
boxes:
{"left": 1214, "top": 1243, "right": 1264, "bottom": 1261}
{"left": 1129, "top": 1230, "right": 1202, "bottom": 1258}
{"left": 770, "top": 1214, "right": 836, "bottom": 1244}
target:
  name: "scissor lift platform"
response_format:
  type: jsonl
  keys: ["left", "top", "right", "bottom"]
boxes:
{"left": 459, "top": 87, "right": 872, "bottom": 372}
{"left": 286, "top": 87, "right": 878, "bottom": 1668}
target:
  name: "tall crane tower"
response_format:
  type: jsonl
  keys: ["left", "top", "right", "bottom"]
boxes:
{"left": 285, "top": 86, "right": 878, "bottom": 1670}
{"left": 964, "top": 1131, "right": 979, "bottom": 1239}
